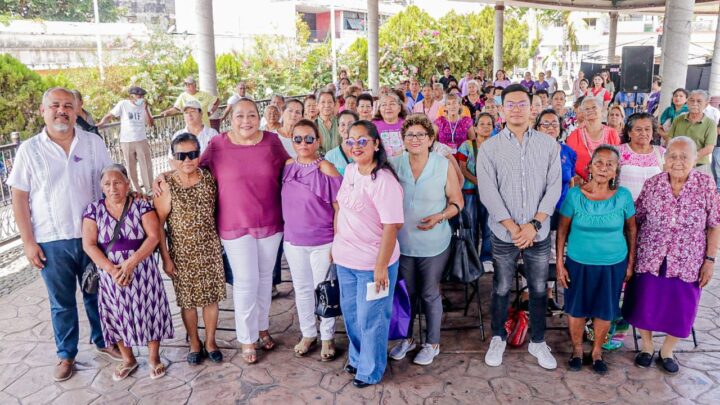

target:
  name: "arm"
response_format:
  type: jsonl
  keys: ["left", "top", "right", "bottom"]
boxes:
{"left": 97, "top": 112, "right": 116, "bottom": 127}
{"left": 154, "top": 183, "right": 176, "bottom": 279}
{"left": 700, "top": 226, "right": 720, "bottom": 287}
{"left": 475, "top": 145, "right": 515, "bottom": 234}
{"left": 555, "top": 215, "right": 571, "bottom": 288}
{"left": 447, "top": 154, "right": 464, "bottom": 188}
{"left": 221, "top": 104, "right": 233, "bottom": 120}
{"left": 209, "top": 97, "right": 220, "bottom": 115}
{"left": 161, "top": 106, "right": 181, "bottom": 117}
{"left": 117, "top": 209, "right": 161, "bottom": 286}
{"left": 373, "top": 223, "right": 403, "bottom": 293}
{"left": 458, "top": 159, "right": 477, "bottom": 185}
{"left": 82, "top": 218, "right": 120, "bottom": 279}
{"left": 699, "top": 124, "right": 718, "bottom": 160}
{"left": 624, "top": 216, "right": 638, "bottom": 282}
{"left": 12, "top": 189, "right": 46, "bottom": 269}
{"left": 144, "top": 103, "right": 154, "bottom": 127}
{"left": 698, "top": 144, "right": 714, "bottom": 160}
{"left": 418, "top": 162, "right": 464, "bottom": 230}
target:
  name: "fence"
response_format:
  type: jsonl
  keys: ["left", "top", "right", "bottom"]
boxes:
{"left": 0, "top": 94, "right": 308, "bottom": 245}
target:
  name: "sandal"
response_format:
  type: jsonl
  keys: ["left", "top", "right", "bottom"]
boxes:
{"left": 257, "top": 333, "right": 276, "bottom": 351}
{"left": 150, "top": 362, "right": 167, "bottom": 380}
{"left": 242, "top": 345, "right": 257, "bottom": 364}
{"left": 294, "top": 337, "right": 317, "bottom": 357}
{"left": 321, "top": 340, "right": 336, "bottom": 362}
{"left": 112, "top": 362, "right": 138, "bottom": 382}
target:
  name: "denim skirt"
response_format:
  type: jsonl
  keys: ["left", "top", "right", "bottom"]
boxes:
{"left": 564, "top": 257, "right": 627, "bottom": 321}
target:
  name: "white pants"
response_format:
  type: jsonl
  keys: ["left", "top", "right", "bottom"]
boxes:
{"left": 222, "top": 233, "right": 283, "bottom": 344}
{"left": 284, "top": 242, "right": 336, "bottom": 341}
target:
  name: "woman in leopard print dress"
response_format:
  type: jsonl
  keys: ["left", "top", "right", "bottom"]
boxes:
{"left": 156, "top": 133, "right": 226, "bottom": 364}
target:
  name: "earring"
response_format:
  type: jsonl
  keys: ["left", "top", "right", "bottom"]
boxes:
{"left": 588, "top": 173, "right": 593, "bottom": 181}
{"left": 375, "top": 148, "right": 380, "bottom": 152}
{"left": 609, "top": 177, "right": 616, "bottom": 188}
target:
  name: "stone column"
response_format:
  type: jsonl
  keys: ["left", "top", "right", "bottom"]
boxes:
{"left": 195, "top": 0, "right": 217, "bottom": 98}
{"left": 367, "top": 0, "right": 379, "bottom": 94}
{"left": 608, "top": 12, "right": 619, "bottom": 62}
{"left": 658, "top": 0, "right": 693, "bottom": 114}
{"left": 709, "top": 5, "right": 720, "bottom": 101}
{"left": 493, "top": 2, "right": 504, "bottom": 75}
{"left": 330, "top": 4, "right": 338, "bottom": 85}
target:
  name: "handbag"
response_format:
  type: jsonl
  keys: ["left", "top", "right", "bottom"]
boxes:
{"left": 388, "top": 278, "right": 412, "bottom": 340}
{"left": 81, "top": 196, "right": 131, "bottom": 294}
{"left": 315, "top": 263, "right": 342, "bottom": 318}
{"left": 222, "top": 250, "right": 233, "bottom": 285}
{"left": 505, "top": 307, "right": 529, "bottom": 347}
{"left": 443, "top": 207, "right": 483, "bottom": 284}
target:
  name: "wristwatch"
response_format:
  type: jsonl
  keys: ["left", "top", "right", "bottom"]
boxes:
{"left": 704, "top": 255, "right": 716, "bottom": 263}
{"left": 529, "top": 219, "right": 542, "bottom": 232}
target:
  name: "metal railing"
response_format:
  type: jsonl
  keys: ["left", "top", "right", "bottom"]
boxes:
{"left": 0, "top": 94, "right": 309, "bottom": 245}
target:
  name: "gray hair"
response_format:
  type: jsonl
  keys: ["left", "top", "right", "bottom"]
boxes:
{"left": 580, "top": 96, "right": 603, "bottom": 111}
{"left": 432, "top": 83, "right": 444, "bottom": 91}
{"left": 467, "top": 79, "right": 480, "bottom": 90}
{"left": 42, "top": 87, "right": 76, "bottom": 108}
{"left": 445, "top": 92, "right": 462, "bottom": 105}
{"left": 688, "top": 89, "right": 709, "bottom": 102}
{"left": 100, "top": 164, "right": 130, "bottom": 183}
{"left": 666, "top": 136, "right": 698, "bottom": 158}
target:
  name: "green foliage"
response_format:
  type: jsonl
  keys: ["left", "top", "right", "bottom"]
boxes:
{"left": 0, "top": 0, "right": 120, "bottom": 22}
{"left": 0, "top": 54, "right": 46, "bottom": 141}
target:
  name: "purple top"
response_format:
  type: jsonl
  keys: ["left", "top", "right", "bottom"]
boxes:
{"left": 520, "top": 80, "right": 535, "bottom": 91}
{"left": 494, "top": 79, "right": 511, "bottom": 88}
{"left": 83, "top": 198, "right": 153, "bottom": 255}
{"left": 281, "top": 159, "right": 342, "bottom": 246}
{"left": 200, "top": 131, "right": 290, "bottom": 240}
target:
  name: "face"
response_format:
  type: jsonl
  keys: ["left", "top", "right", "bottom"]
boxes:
{"left": 347, "top": 125, "right": 378, "bottom": 166}
{"left": 593, "top": 76, "right": 604, "bottom": 87}
{"left": 540, "top": 94, "right": 549, "bottom": 107}
{"left": 283, "top": 101, "right": 303, "bottom": 127}
{"left": 236, "top": 83, "right": 246, "bottom": 96}
{"left": 652, "top": 81, "right": 661, "bottom": 91}
{"left": 537, "top": 113, "right": 561, "bottom": 138}
{"left": 530, "top": 96, "right": 544, "bottom": 120}
{"left": 271, "top": 97, "right": 285, "bottom": 111}
{"left": 444, "top": 68, "right": 451, "bottom": 77}
{"left": 421, "top": 85, "right": 432, "bottom": 101}
{"left": 607, "top": 108, "right": 623, "bottom": 126}
{"left": 628, "top": 118, "right": 653, "bottom": 146}
{"left": 172, "top": 140, "right": 201, "bottom": 174}
{"left": 304, "top": 98, "right": 318, "bottom": 118}
{"left": 42, "top": 90, "right": 77, "bottom": 133}
{"left": 539, "top": 73, "right": 545, "bottom": 82}
{"left": 493, "top": 88, "right": 503, "bottom": 97}
{"left": 185, "top": 82, "right": 197, "bottom": 94}
{"left": 582, "top": 100, "right": 600, "bottom": 121}
{"left": 468, "top": 82, "right": 478, "bottom": 95}
{"left": 446, "top": 97, "right": 461, "bottom": 115}
{"left": 231, "top": 100, "right": 260, "bottom": 137}
{"left": 484, "top": 100, "right": 497, "bottom": 116}
{"left": 291, "top": 124, "right": 319, "bottom": 159}
{"left": 589, "top": 149, "right": 619, "bottom": 185}
{"left": 340, "top": 79, "right": 350, "bottom": 91}
{"left": 672, "top": 91, "right": 687, "bottom": 106}
{"left": 264, "top": 106, "right": 280, "bottom": 124}
{"left": 344, "top": 97, "right": 357, "bottom": 111}
{"left": 580, "top": 80, "right": 588, "bottom": 91}
{"left": 551, "top": 92, "right": 565, "bottom": 110}
{"left": 379, "top": 95, "right": 401, "bottom": 121}
{"left": 546, "top": 71, "right": 552, "bottom": 77}
{"left": 578, "top": 71, "right": 585, "bottom": 79}
{"left": 338, "top": 114, "right": 356, "bottom": 139}
{"left": 687, "top": 94, "right": 707, "bottom": 114}
{"left": 410, "top": 80, "right": 420, "bottom": 93}
{"left": 477, "top": 69, "right": 485, "bottom": 78}
{"left": 501, "top": 91, "right": 531, "bottom": 127}
{"left": 319, "top": 94, "right": 336, "bottom": 117}
{"left": 665, "top": 142, "right": 697, "bottom": 179}
{"left": 576, "top": 107, "right": 586, "bottom": 123}
{"left": 357, "top": 100, "right": 373, "bottom": 119}
{"left": 601, "top": 71, "right": 609, "bottom": 80}
{"left": 476, "top": 116, "right": 494, "bottom": 138}
{"left": 524, "top": 72, "right": 531, "bottom": 80}
{"left": 497, "top": 70, "right": 505, "bottom": 80}
{"left": 101, "top": 171, "right": 130, "bottom": 202}
{"left": 433, "top": 86, "right": 444, "bottom": 100}
{"left": 403, "top": 124, "right": 432, "bottom": 155}
{"left": 183, "top": 108, "right": 202, "bottom": 127}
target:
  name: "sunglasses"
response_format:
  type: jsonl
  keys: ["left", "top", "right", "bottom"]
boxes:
{"left": 293, "top": 135, "right": 316, "bottom": 144}
{"left": 173, "top": 150, "right": 201, "bottom": 161}
{"left": 345, "top": 137, "right": 370, "bottom": 148}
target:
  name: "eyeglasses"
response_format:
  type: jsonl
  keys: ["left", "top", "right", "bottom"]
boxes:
{"left": 539, "top": 121, "right": 560, "bottom": 128}
{"left": 173, "top": 150, "right": 201, "bottom": 161}
{"left": 345, "top": 137, "right": 370, "bottom": 148}
{"left": 404, "top": 132, "right": 429, "bottom": 140}
{"left": 379, "top": 102, "right": 399, "bottom": 108}
{"left": 503, "top": 101, "right": 530, "bottom": 110}
{"left": 293, "top": 135, "right": 316, "bottom": 145}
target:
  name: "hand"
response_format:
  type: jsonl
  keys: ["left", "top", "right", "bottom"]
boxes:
{"left": 117, "top": 259, "right": 137, "bottom": 287}
{"left": 417, "top": 213, "right": 444, "bottom": 231}
{"left": 24, "top": 242, "right": 46, "bottom": 269}
{"left": 624, "top": 263, "right": 634, "bottom": 283}
{"left": 163, "top": 258, "right": 177, "bottom": 280}
{"left": 161, "top": 110, "right": 170, "bottom": 117}
{"left": 152, "top": 173, "right": 167, "bottom": 196}
{"left": 699, "top": 261, "right": 714, "bottom": 288}
{"left": 512, "top": 223, "right": 537, "bottom": 249}
{"left": 373, "top": 266, "right": 389, "bottom": 294}
{"left": 556, "top": 261, "right": 570, "bottom": 289}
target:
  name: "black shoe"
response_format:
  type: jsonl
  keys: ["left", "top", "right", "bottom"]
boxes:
{"left": 634, "top": 351, "right": 654, "bottom": 368}
{"left": 207, "top": 349, "right": 223, "bottom": 363}
{"left": 344, "top": 364, "right": 357, "bottom": 375}
{"left": 568, "top": 355, "right": 583, "bottom": 371}
{"left": 592, "top": 358, "right": 609, "bottom": 375}
{"left": 352, "top": 378, "right": 371, "bottom": 388}
{"left": 187, "top": 349, "right": 204, "bottom": 365}
{"left": 547, "top": 298, "right": 563, "bottom": 314}
{"left": 657, "top": 352, "right": 679, "bottom": 374}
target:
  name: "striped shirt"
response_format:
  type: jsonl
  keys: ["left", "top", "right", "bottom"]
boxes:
{"left": 476, "top": 127, "right": 562, "bottom": 243}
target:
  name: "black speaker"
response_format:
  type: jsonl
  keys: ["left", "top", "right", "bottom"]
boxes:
{"left": 621, "top": 46, "right": 654, "bottom": 93}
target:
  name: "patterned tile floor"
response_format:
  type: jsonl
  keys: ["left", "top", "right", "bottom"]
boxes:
{"left": 1, "top": 254, "right": 720, "bottom": 404}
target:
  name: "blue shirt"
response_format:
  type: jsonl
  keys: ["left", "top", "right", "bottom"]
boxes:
{"left": 558, "top": 144, "right": 577, "bottom": 210}
{"left": 324, "top": 146, "right": 352, "bottom": 176}
{"left": 457, "top": 140, "right": 477, "bottom": 190}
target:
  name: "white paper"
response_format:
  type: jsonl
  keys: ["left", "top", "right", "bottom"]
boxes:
{"left": 366, "top": 282, "right": 389, "bottom": 301}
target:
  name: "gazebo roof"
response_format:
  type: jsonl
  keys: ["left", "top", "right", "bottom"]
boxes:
{"left": 461, "top": 0, "right": 720, "bottom": 15}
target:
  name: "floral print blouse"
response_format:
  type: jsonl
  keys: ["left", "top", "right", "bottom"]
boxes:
{"left": 634, "top": 170, "right": 720, "bottom": 283}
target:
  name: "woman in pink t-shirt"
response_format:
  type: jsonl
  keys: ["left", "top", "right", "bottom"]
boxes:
{"left": 332, "top": 120, "right": 404, "bottom": 387}
{"left": 372, "top": 92, "right": 407, "bottom": 158}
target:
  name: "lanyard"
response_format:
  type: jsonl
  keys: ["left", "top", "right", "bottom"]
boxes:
{"left": 449, "top": 118, "right": 460, "bottom": 144}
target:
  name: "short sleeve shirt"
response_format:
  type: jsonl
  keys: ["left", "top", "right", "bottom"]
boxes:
{"left": 174, "top": 91, "right": 218, "bottom": 126}
{"left": 668, "top": 114, "right": 718, "bottom": 165}
{"left": 111, "top": 100, "right": 147, "bottom": 142}
{"left": 373, "top": 119, "right": 405, "bottom": 157}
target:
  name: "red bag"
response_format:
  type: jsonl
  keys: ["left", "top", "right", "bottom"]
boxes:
{"left": 504, "top": 308, "right": 529, "bottom": 347}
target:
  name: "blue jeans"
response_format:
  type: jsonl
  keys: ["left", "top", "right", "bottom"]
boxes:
{"left": 38, "top": 239, "right": 105, "bottom": 359}
{"left": 712, "top": 147, "right": 720, "bottom": 193}
{"left": 463, "top": 194, "right": 479, "bottom": 249}
{"left": 490, "top": 235, "right": 550, "bottom": 343}
{"left": 477, "top": 201, "right": 493, "bottom": 263}
{"left": 337, "top": 261, "right": 399, "bottom": 385}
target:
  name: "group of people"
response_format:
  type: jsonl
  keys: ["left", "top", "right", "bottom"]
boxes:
{"left": 8, "top": 62, "right": 720, "bottom": 388}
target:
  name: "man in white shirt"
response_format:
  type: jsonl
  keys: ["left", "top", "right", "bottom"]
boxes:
{"left": 546, "top": 70, "right": 558, "bottom": 94}
{"left": 99, "top": 86, "right": 154, "bottom": 194}
{"left": 169, "top": 100, "right": 219, "bottom": 157}
{"left": 221, "top": 80, "right": 247, "bottom": 121}
{"left": 7, "top": 87, "right": 123, "bottom": 382}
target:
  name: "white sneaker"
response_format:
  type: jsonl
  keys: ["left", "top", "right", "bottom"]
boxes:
{"left": 482, "top": 261, "right": 494, "bottom": 273}
{"left": 484, "top": 336, "right": 506, "bottom": 367}
{"left": 528, "top": 342, "right": 557, "bottom": 370}
{"left": 389, "top": 339, "right": 416, "bottom": 360}
{"left": 413, "top": 344, "right": 440, "bottom": 366}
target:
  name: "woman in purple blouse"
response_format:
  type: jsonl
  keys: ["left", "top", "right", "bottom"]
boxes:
{"left": 281, "top": 119, "right": 342, "bottom": 361}
{"left": 623, "top": 136, "right": 720, "bottom": 374}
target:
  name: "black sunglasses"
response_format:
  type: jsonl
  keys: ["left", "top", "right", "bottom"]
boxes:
{"left": 173, "top": 150, "right": 201, "bottom": 161}
{"left": 293, "top": 135, "right": 317, "bottom": 145}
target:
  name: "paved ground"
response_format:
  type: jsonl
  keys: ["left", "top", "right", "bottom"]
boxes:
{"left": 1, "top": 251, "right": 720, "bottom": 404}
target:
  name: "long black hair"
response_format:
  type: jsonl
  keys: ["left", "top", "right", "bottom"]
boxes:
{"left": 348, "top": 120, "right": 399, "bottom": 181}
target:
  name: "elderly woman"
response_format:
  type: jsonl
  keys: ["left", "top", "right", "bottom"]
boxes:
{"left": 373, "top": 91, "right": 407, "bottom": 157}
{"left": 388, "top": 115, "right": 463, "bottom": 366}
{"left": 413, "top": 83, "right": 438, "bottom": 119}
{"left": 623, "top": 137, "right": 720, "bottom": 374}
{"left": 82, "top": 164, "right": 174, "bottom": 381}
{"left": 282, "top": 119, "right": 342, "bottom": 361}
{"left": 275, "top": 99, "right": 304, "bottom": 158}
{"left": 156, "top": 134, "right": 226, "bottom": 364}
{"left": 316, "top": 91, "right": 340, "bottom": 153}
{"left": 303, "top": 94, "right": 319, "bottom": 121}
{"left": 325, "top": 110, "right": 357, "bottom": 175}
{"left": 607, "top": 104, "right": 625, "bottom": 135}
{"left": 557, "top": 146, "right": 637, "bottom": 375}
{"left": 260, "top": 105, "right": 282, "bottom": 133}
{"left": 357, "top": 93, "right": 375, "bottom": 121}
{"left": 462, "top": 79, "right": 484, "bottom": 118}
{"left": 566, "top": 97, "right": 621, "bottom": 182}
{"left": 333, "top": 121, "right": 404, "bottom": 387}
{"left": 618, "top": 113, "right": 665, "bottom": 200}
{"left": 434, "top": 93, "right": 474, "bottom": 156}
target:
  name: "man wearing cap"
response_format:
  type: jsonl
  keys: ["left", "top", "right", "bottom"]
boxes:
{"left": 169, "top": 100, "right": 219, "bottom": 156}
{"left": 98, "top": 86, "right": 154, "bottom": 193}
{"left": 162, "top": 76, "right": 218, "bottom": 127}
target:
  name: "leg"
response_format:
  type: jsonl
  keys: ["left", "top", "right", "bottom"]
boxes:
{"left": 256, "top": 233, "right": 283, "bottom": 345}
{"left": 221, "top": 235, "right": 260, "bottom": 345}
{"left": 71, "top": 239, "right": 105, "bottom": 349}
{"left": 181, "top": 308, "right": 201, "bottom": 352}
{"left": 660, "top": 335, "right": 681, "bottom": 358}
{"left": 121, "top": 142, "right": 141, "bottom": 192}
{"left": 522, "top": 236, "right": 551, "bottom": 343}
{"left": 490, "top": 236, "right": 521, "bottom": 339}
{"left": 136, "top": 139, "right": 154, "bottom": 193}
{"left": 637, "top": 328, "right": 655, "bottom": 354}
{"left": 147, "top": 340, "right": 166, "bottom": 378}
{"left": 307, "top": 244, "right": 334, "bottom": 341}
{"left": 417, "top": 248, "right": 452, "bottom": 345}
{"left": 591, "top": 319, "right": 611, "bottom": 360}
{"left": 284, "top": 242, "right": 319, "bottom": 339}
{"left": 337, "top": 265, "right": 360, "bottom": 368}
{"left": 567, "top": 316, "right": 585, "bottom": 357}
{"left": 399, "top": 255, "right": 418, "bottom": 340}
{"left": 202, "top": 303, "right": 220, "bottom": 351}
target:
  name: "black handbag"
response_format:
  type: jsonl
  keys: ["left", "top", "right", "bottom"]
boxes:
{"left": 444, "top": 208, "right": 484, "bottom": 284}
{"left": 81, "top": 197, "right": 131, "bottom": 294}
{"left": 315, "top": 263, "right": 342, "bottom": 318}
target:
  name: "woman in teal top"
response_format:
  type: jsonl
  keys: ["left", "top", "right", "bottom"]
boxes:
{"left": 556, "top": 145, "right": 637, "bottom": 375}
{"left": 324, "top": 110, "right": 356, "bottom": 175}
{"left": 388, "top": 114, "right": 463, "bottom": 366}
{"left": 658, "top": 88, "right": 689, "bottom": 138}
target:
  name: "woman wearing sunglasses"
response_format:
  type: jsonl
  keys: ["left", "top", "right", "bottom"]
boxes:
{"left": 155, "top": 133, "right": 226, "bottom": 365}
{"left": 281, "top": 119, "right": 342, "bottom": 361}
{"left": 332, "top": 120, "right": 404, "bottom": 387}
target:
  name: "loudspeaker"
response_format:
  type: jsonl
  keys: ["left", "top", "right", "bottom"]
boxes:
{"left": 621, "top": 46, "right": 654, "bottom": 93}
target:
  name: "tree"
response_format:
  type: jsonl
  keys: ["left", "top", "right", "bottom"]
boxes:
{"left": 0, "top": 0, "right": 121, "bottom": 22}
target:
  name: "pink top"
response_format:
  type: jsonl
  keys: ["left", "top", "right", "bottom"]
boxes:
{"left": 413, "top": 100, "right": 441, "bottom": 122}
{"left": 634, "top": 171, "right": 720, "bottom": 283}
{"left": 332, "top": 163, "right": 405, "bottom": 270}
{"left": 434, "top": 116, "right": 473, "bottom": 155}
{"left": 372, "top": 119, "right": 405, "bottom": 157}
{"left": 200, "top": 131, "right": 290, "bottom": 240}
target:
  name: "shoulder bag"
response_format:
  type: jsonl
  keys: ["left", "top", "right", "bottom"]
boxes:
{"left": 443, "top": 203, "right": 483, "bottom": 284}
{"left": 315, "top": 263, "right": 342, "bottom": 318}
